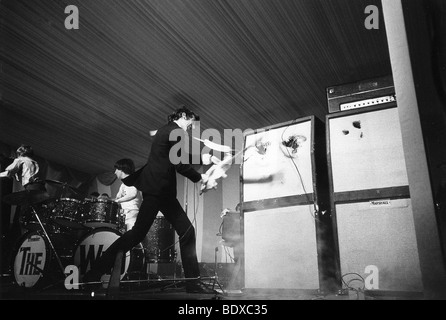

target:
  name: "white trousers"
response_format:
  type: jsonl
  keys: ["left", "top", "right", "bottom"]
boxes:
{"left": 123, "top": 209, "right": 139, "bottom": 231}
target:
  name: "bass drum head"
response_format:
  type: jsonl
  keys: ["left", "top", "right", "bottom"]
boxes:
{"left": 73, "top": 227, "right": 129, "bottom": 281}
{"left": 12, "top": 230, "right": 77, "bottom": 289}
{"left": 12, "top": 231, "right": 50, "bottom": 289}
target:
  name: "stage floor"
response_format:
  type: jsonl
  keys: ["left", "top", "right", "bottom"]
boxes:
{"left": 0, "top": 273, "right": 423, "bottom": 301}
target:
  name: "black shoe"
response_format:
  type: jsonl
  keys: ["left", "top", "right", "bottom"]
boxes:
{"left": 186, "top": 281, "right": 218, "bottom": 294}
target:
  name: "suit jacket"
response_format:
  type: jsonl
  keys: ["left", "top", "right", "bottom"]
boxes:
{"left": 123, "top": 121, "right": 201, "bottom": 196}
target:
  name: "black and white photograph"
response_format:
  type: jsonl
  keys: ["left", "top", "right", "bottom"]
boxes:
{"left": 1, "top": 0, "right": 446, "bottom": 307}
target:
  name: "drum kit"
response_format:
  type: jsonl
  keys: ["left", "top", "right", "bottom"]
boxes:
{"left": 3, "top": 180, "right": 176, "bottom": 291}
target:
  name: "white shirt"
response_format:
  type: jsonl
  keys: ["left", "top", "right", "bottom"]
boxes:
{"left": 115, "top": 183, "right": 142, "bottom": 211}
{"left": 2, "top": 156, "right": 39, "bottom": 186}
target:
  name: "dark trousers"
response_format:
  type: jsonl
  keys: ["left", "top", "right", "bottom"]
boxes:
{"left": 91, "top": 193, "right": 200, "bottom": 279}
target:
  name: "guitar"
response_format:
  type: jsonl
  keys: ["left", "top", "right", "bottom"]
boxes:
{"left": 200, "top": 149, "right": 244, "bottom": 194}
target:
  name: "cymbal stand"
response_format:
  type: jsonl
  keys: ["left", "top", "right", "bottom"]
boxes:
{"left": 59, "top": 184, "right": 68, "bottom": 199}
{"left": 30, "top": 205, "right": 65, "bottom": 275}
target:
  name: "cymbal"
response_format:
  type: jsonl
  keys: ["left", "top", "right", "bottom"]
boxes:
{"left": 40, "top": 196, "right": 58, "bottom": 205}
{"left": 2, "top": 190, "right": 51, "bottom": 205}
{"left": 45, "top": 179, "right": 80, "bottom": 193}
{"left": 45, "top": 179, "right": 68, "bottom": 186}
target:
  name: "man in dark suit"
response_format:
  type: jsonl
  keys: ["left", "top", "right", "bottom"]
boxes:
{"left": 84, "top": 106, "right": 215, "bottom": 294}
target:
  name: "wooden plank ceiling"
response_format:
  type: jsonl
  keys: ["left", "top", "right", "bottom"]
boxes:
{"left": 0, "top": 0, "right": 391, "bottom": 175}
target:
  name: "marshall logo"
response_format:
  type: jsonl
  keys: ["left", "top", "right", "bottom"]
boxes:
{"left": 369, "top": 199, "right": 392, "bottom": 208}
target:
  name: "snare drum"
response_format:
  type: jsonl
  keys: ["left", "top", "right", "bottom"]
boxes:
{"left": 51, "top": 198, "right": 83, "bottom": 228}
{"left": 80, "top": 199, "right": 123, "bottom": 229}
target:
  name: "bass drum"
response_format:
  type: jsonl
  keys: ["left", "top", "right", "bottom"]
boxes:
{"left": 73, "top": 227, "right": 145, "bottom": 282}
{"left": 12, "top": 230, "right": 76, "bottom": 289}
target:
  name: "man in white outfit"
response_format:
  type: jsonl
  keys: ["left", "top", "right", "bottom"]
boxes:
{"left": 113, "top": 159, "right": 142, "bottom": 231}
{"left": 0, "top": 145, "right": 47, "bottom": 273}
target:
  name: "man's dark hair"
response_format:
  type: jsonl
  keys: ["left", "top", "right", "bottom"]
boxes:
{"left": 114, "top": 158, "right": 135, "bottom": 175}
{"left": 16, "top": 144, "right": 34, "bottom": 157}
{"left": 167, "top": 105, "right": 200, "bottom": 123}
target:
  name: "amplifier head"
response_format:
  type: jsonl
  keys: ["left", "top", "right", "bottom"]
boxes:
{"left": 327, "top": 75, "right": 395, "bottom": 113}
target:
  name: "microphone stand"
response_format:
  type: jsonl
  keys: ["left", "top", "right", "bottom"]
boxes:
{"left": 210, "top": 246, "right": 225, "bottom": 293}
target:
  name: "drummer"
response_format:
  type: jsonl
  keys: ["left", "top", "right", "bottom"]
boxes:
{"left": 88, "top": 191, "right": 100, "bottom": 199}
{"left": 98, "top": 193, "right": 110, "bottom": 200}
{"left": 112, "top": 159, "right": 142, "bottom": 231}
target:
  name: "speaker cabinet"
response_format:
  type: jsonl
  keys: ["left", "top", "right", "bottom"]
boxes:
{"left": 327, "top": 104, "right": 423, "bottom": 293}
{"left": 241, "top": 116, "right": 334, "bottom": 291}
{"left": 335, "top": 199, "right": 422, "bottom": 292}
{"left": 243, "top": 205, "right": 320, "bottom": 289}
